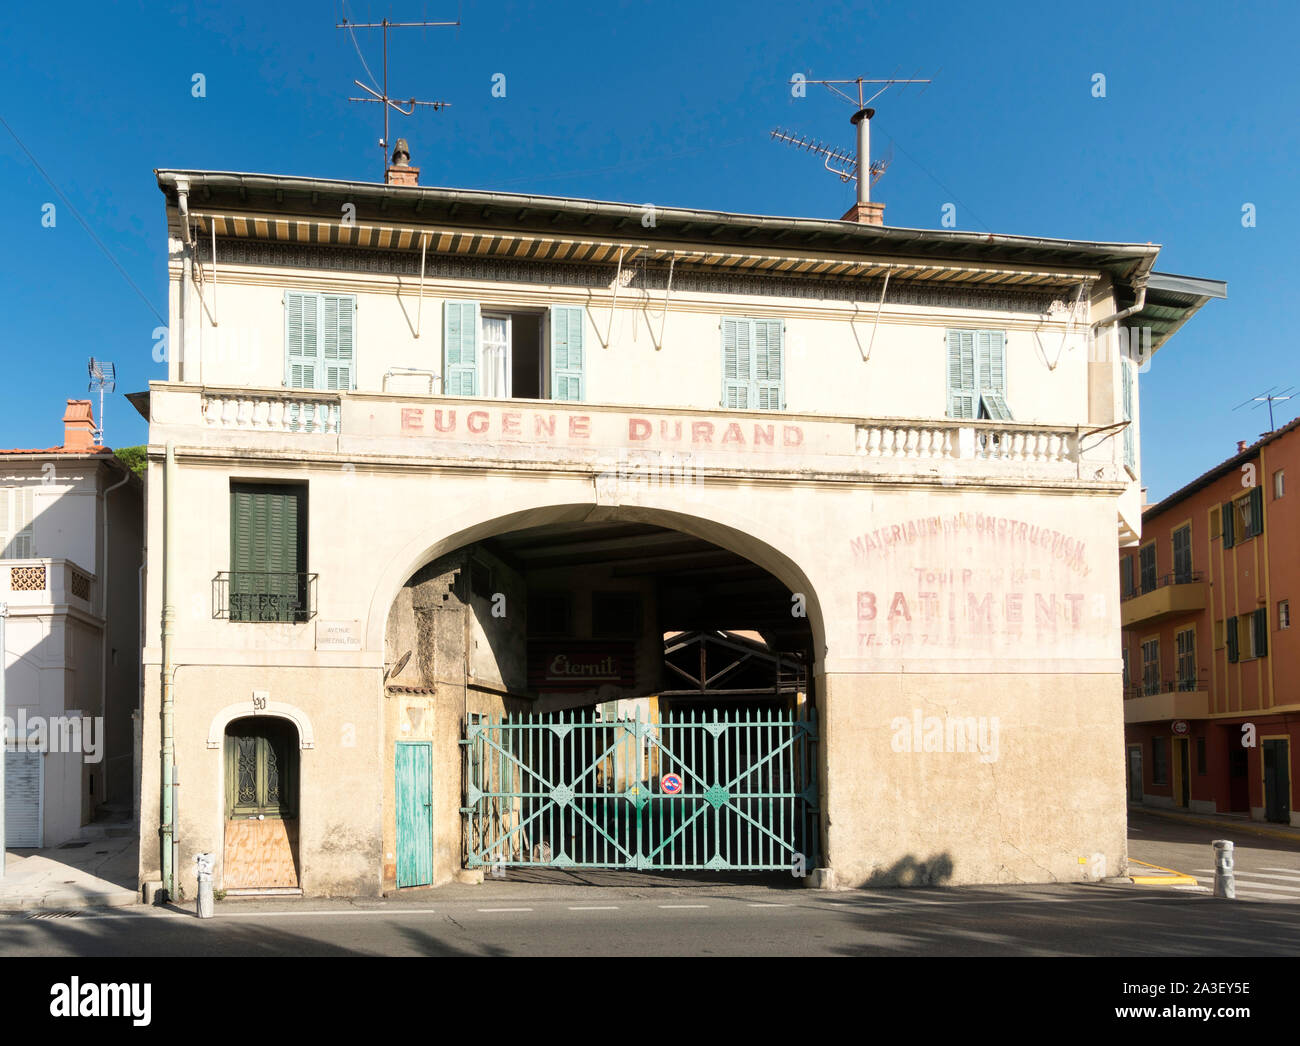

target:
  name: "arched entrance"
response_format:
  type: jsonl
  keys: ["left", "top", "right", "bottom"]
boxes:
{"left": 378, "top": 507, "right": 826, "bottom": 885}
{"left": 222, "top": 716, "right": 301, "bottom": 892}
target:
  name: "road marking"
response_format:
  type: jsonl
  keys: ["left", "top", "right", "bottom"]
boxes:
{"left": 657, "top": 904, "right": 709, "bottom": 909}
{"left": 1194, "top": 870, "right": 1300, "bottom": 885}
{"left": 747, "top": 902, "right": 789, "bottom": 908}
{"left": 1129, "top": 859, "right": 1199, "bottom": 886}
{"left": 1193, "top": 876, "right": 1300, "bottom": 899}
{"left": 477, "top": 907, "right": 533, "bottom": 913}
{"left": 1262, "top": 867, "right": 1300, "bottom": 875}
{"left": 568, "top": 906, "right": 619, "bottom": 911}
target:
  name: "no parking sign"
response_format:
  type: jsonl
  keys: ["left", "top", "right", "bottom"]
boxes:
{"left": 661, "top": 773, "right": 683, "bottom": 795}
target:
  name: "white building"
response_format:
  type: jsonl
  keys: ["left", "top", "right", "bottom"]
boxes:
{"left": 2, "top": 401, "right": 143, "bottom": 848}
{"left": 138, "top": 143, "right": 1222, "bottom": 899}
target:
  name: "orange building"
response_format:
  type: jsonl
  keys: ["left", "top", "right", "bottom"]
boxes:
{"left": 1121, "top": 420, "right": 1299, "bottom": 825}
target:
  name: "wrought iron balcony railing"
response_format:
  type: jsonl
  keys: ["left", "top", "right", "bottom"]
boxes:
{"left": 1121, "top": 570, "right": 1205, "bottom": 602}
{"left": 1123, "top": 669, "right": 1209, "bottom": 700}
{"left": 213, "top": 571, "right": 318, "bottom": 623}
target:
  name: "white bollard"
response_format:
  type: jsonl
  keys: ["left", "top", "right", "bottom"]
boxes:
{"left": 1212, "top": 839, "right": 1235, "bottom": 899}
{"left": 195, "top": 852, "right": 216, "bottom": 918}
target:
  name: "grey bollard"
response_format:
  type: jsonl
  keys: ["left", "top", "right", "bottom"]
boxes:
{"left": 1212, "top": 839, "right": 1235, "bottom": 899}
{"left": 195, "top": 852, "right": 216, "bottom": 919}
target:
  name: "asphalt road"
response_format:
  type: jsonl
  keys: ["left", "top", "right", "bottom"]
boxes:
{"left": 1127, "top": 810, "right": 1300, "bottom": 901}
{"left": 2, "top": 880, "right": 1299, "bottom": 956}
{"left": 1, "top": 812, "right": 1296, "bottom": 957}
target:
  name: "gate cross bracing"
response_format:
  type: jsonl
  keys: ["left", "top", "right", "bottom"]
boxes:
{"left": 461, "top": 709, "right": 819, "bottom": 871}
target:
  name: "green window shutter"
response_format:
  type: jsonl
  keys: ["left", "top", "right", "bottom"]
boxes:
{"left": 976, "top": 330, "right": 1006, "bottom": 394}
{"left": 443, "top": 301, "right": 480, "bottom": 396}
{"left": 285, "top": 292, "right": 320, "bottom": 390}
{"left": 550, "top": 305, "right": 586, "bottom": 401}
{"left": 721, "top": 318, "right": 753, "bottom": 408}
{"left": 946, "top": 330, "right": 977, "bottom": 419}
{"left": 753, "top": 319, "right": 784, "bottom": 410}
{"left": 1255, "top": 607, "right": 1268, "bottom": 657}
{"left": 230, "top": 484, "right": 306, "bottom": 622}
{"left": 1121, "top": 361, "right": 1135, "bottom": 470}
{"left": 1226, "top": 617, "right": 1239, "bottom": 663}
{"left": 1250, "top": 485, "right": 1264, "bottom": 536}
{"left": 321, "top": 294, "right": 356, "bottom": 392}
{"left": 979, "top": 392, "right": 1013, "bottom": 421}
{"left": 1222, "top": 503, "right": 1235, "bottom": 548}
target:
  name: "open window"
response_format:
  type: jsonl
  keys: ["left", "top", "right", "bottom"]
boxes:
{"left": 444, "top": 302, "right": 585, "bottom": 401}
{"left": 481, "top": 313, "right": 544, "bottom": 399}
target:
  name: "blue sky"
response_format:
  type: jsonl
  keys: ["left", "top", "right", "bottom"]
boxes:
{"left": 1, "top": 0, "right": 1296, "bottom": 500}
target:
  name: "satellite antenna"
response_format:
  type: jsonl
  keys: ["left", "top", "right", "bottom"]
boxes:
{"left": 336, "top": 9, "right": 460, "bottom": 178}
{"left": 1233, "top": 385, "right": 1295, "bottom": 433}
{"left": 773, "top": 73, "right": 932, "bottom": 207}
{"left": 87, "top": 357, "right": 116, "bottom": 446}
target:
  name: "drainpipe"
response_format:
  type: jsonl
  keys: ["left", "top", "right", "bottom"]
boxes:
{"left": 175, "top": 181, "right": 196, "bottom": 385}
{"left": 160, "top": 443, "right": 177, "bottom": 900}
{"left": 99, "top": 462, "right": 132, "bottom": 810}
{"left": 1090, "top": 281, "right": 1148, "bottom": 348}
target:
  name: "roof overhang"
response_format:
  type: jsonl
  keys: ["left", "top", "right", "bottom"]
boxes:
{"left": 156, "top": 169, "right": 1166, "bottom": 296}
{"left": 1132, "top": 271, "right": 1228, "bottom": 353}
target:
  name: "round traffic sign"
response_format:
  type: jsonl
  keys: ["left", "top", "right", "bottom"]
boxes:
{"left": 661, "top": 773, "right": 684, "bottom": 795}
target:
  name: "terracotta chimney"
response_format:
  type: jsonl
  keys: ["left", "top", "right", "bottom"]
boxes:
{"left": 1237, "top": 440, "right": 1249, "bottom": 454}
{"left": 385, "top": 138, "right": 419, "bottom": 187}
{"left": 841, "top": 201, "right": 885, "bottom": 226}
{"left": 62, "top": 399, "right": 96, "bottom": 451}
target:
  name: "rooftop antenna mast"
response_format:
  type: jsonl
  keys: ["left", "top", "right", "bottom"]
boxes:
{"left": 87, "top": 357, "right": 116, "bottom": 446}
{"left": 773, "top": 73, "right": 932, "bottom": 206}
{"left": 336, "top": 9, "right": 459, "bottom": 178}
{"left": 1233, "top": 385, "right": 1295, "bottom": 434}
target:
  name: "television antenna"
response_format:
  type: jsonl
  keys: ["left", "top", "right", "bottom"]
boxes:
{"left": 87, "top": 357, "right": 116, "bottom": 446}
{"left": 773, "top": 72, "right": 933, "bottom": 205}
{"left": 769, "top": 129, "right": 894, "bottom": 186}
{"left": 336, "top": 9, "right": 460, "bottom": 178}
{"left": 1233, "top": 385, "right": 1295, "bottom": 433}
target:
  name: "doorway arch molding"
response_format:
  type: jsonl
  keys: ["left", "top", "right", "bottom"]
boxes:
{"left": 363, "top": 497, "right": 829, "bottom": 666}
{"left": 205, "top": 702, "right": 316, "bottom": 750}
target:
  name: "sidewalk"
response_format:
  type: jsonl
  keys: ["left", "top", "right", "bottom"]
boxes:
{"left": 0, "top": 829, "right": 139, "bottom": 911}
{"left": 1131, "top": 803, "right": 1300, "bottom": 843}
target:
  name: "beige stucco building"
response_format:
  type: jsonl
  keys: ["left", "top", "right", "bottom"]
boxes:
{"left": 136, "top": 148, "right": 1222, "bottom": 899}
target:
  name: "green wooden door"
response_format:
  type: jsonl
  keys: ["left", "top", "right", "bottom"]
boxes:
{"left": 396, "top": 742, "right": 433, "bottom": 887}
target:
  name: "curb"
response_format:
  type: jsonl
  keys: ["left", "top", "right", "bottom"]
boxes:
{"left": 0, "top": 889, "right": 140, "bottom": 912}
{"left": 1126, "top": 858, "right": 1199, "bottom": 887}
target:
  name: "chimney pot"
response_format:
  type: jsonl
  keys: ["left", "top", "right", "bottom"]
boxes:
{"left": 1237, "top": 440, "right": 1249, "bottom": 454}
{"left": 62, "top": 399, "right": 97, "bottom": 451}
{"left": 386, "top": 138, "right": 420, "bottom": 186}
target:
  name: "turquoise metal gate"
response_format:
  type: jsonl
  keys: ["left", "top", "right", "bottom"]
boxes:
{"left": 461, "top": 709, "right": 818, "bottom": 871}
